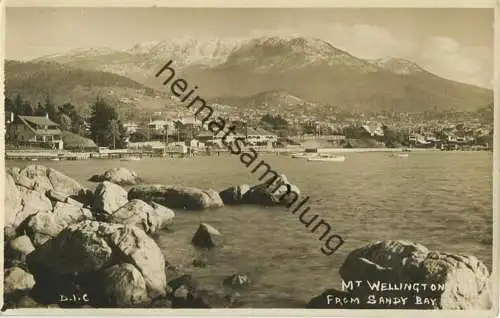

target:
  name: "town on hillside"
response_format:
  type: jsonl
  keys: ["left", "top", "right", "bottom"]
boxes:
{"left": 4, "top": 93, "right": 493, "bottom": 160}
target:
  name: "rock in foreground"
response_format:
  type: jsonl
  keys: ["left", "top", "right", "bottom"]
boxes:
{"left": 93, "top": 181, "right": 129, "bottom": 214}
{"left": 26, "top": 220, "right": 167, "bottom": 306}
{"left": 307, "top": 240, "right": 492, "bottom": 309}
{"left": 219, "top": 184, "right": 250, "bottom": 205}
{"left": 107, "top": 199, "right": 175, "bottom": 234}
{"left": 191, "top": 223, "right": 223, "bottom": 248}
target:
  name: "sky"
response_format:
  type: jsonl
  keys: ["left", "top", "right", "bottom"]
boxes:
{"left": 5, "top": 7, "right": 494, "bottom": 88}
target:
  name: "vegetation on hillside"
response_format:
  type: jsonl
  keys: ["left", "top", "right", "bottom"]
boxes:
{"left": 5, "top": 94, "right": 127, "bottom": 149}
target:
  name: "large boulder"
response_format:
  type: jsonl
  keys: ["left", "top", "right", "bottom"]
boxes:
{"left": 21, "top": 212, "right": 71, "bottom": 247}
{"left": 5, "top": 174, "right": 22, "bottom": 227}
{"left": 421, "top": 252, "right": 492, "bottom": 309}
{"left": 106, "top": 200, "right": 175, "bottom": 234}
{"left": 7, "top": 235, "right": 36, "bottom": 264}
{"left": 150, "top": 202, "right": 175, "bottom": 230}
{"left": 98, "top": 263, "right": 150, "bottom": 307}
{"left": 8, "top": 187, "right": 53, "bottom": 230}
{"left": 4, "top": 267, "right": 36, "bottom": 295}
{"left": 27, "top": 221, "right": 167, "bottom": 305}
{"left": 7, "top": 167, "right": 21, "bottom": 182}
{"left": 52, "top": 202, "right": 93, "bottom": 226}
{"left": 89, "top": 167, "right": 142, "bottom": 186}
{"left": 16, "top": 165, "right": 86, "bottom": 199}
{"left": 339, "top": 240, "right": 429, "bottom": 283}
{"left": 219, "top": 184, "right": 250, "bottom": 205}
{"left": 309, "top": 240, "right": 493, "bottom": 310}
{"left": 93, "top": 181, "right": 128, "bottom": 214}
{"left": 108, "top": 225, "right": 167, "bottom": 298}
{"left": 128, "top": 184, "right": 224, "bottom": 210}
{"left": 241, "top": 174, "right": 301, "bottom": 207}
{"left": 191, "top": 223, "right": 223, "bottom": 248}
{"left": 27, "top": 221, "right": 117, "bottom": 277}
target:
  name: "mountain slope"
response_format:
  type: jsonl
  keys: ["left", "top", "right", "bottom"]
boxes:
{"left": 5, "top": 60, "right": 166, "bottom": 116}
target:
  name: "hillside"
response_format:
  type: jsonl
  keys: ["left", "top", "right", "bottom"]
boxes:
{"left": 4, "top": 60, "right": 167, "bottom": 117}
{"left": 32, "top": 36, "right": 493, "bottom": 113}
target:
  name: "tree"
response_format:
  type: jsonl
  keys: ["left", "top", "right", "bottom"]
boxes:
{"left": 5, "top": 96, "right": 14, "bottom": 113}
{"left": 34, "top": 102, "right": 46, "bottom": 116}
{"left": 20, "top": 100, "right": 34, "bottom": 116}
{"left": 108, "top": 119, "right": 121, "bottom": 149}
{"left": 71, "top": 116, "right": 87, "bottom": 136}
{"left": 14, "top": 94, "right": 23, "bottom": 112}
{"left": 129, "top": 131, "right": 148, "bottom": 142}
{"left": 89, "top": 97, "right": 125, "bottom": 147}
{"left": 44, "top": 95, "right": 58, "bottom": 120}
{"left": 58, "top": 102, "right": 77, "bottom": 118}
{"left": 57, "top": 113, "right": 72, "bottom": 131}
{"left": 260, "top": 114, "right": 289, "bottom": 131}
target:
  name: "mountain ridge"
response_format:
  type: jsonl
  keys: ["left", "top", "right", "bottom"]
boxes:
{"left": 22, "top": 35, "right": 493, "bottom": 113}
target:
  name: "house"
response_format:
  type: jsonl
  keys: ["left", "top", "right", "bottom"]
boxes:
{"left": 361, "top": 122, "right": 384, "bottom": 137}
{"left": 176, "top": 116, "right": 203, "bottom": 128}
{"left": 245, "top": 127, "right": 278, "bottom": 145}
{"left": 10, "top": 114, "right": 63, "bottom": 150}
{"left": 123, "top": 122, "right": 139, "bottom": 134}
{"left": 147, "top": 120, "right": 175, "bottom": 133}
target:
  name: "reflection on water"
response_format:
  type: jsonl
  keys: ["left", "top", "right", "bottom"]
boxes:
{"left": 6, "top": 151, "right": 493, "bottom": 307}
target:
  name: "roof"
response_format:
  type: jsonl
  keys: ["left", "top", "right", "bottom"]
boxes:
{"left": 33, "top": 129, "right": 62, "bottom": 136}
{"left": 18, "top": 116, "right": 61, "bottom": 135}
{"left": 19, "top": 115, "right": 59, "bottom": 127}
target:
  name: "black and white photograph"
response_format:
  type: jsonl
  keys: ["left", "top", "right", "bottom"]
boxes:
{"left": 1, "top": 3, "right": 497, "bottom": 314}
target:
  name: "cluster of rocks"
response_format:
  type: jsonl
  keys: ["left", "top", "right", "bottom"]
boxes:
{"left": 3, "top": 165, "right": 257, "bottom": 310}
{"left": 219, "top": 174, "right": 301, "bottom": 207}
{"left": 4, "top": 166, "right": 492, "bottom": 310}
{"left": 306, "top": 240, "right": 492, "bottom": 309}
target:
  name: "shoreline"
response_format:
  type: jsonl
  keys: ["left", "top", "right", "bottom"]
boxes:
{"left": 4, "top": 147, "right": 491, "bottom": 161}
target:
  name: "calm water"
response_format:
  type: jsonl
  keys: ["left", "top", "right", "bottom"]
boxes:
{"left": 6, "top": 151, "right": 493, "bottom": 307}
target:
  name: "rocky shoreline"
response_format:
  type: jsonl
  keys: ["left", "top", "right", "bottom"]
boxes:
{"left": 3, "top": 165, "right": 493, "bottom": 310}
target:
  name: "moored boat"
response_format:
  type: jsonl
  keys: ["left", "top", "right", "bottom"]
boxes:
{"left": 307, "top": 154, "right": 346, "bottom": 162}
{"left": 291, "top": 152, "right": 316, "bottom": 159}
{"left": 120, "top": 156, "right": 141, "bottom": 161}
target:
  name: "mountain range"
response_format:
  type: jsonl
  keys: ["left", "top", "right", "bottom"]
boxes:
{"left": 10, "top": 35, "right": 493, "bottom": 115}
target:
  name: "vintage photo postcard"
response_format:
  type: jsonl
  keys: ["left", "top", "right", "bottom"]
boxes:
{"left": 1, "top": 1, "right": 498, "bottom": 317}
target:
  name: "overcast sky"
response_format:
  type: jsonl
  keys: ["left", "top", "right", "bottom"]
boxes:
{"left": 6, "top": 8, "right": 494, "bottom": 88}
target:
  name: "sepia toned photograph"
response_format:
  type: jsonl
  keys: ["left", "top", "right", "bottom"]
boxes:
{"left": 1, "top": 5, "right": 496, "bottom": 313}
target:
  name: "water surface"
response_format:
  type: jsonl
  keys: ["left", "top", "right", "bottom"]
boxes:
{"left": 6, "top": 151, "right": 493, "bottom": 307}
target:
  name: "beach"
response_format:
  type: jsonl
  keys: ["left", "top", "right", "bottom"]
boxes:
{"left": 5, "top": 150, "right": 492, "bottom": 308}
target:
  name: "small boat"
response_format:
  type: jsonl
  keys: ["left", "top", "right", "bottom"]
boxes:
{"left": 307, "top": 154, "right": 346, "bottom": 162}
{"left": 31, "top": 158, "right": 39, "bottom": 161}
{"left": 291, "top": 152, "right": 315, "bottom": 159}
{"left": 120, "top": 156, "right": 141, "bottom": 161}
{"left": 391, "top": 153, "right": 409, "bottom": 158}
{"left": 50, "top": 158, "right": 60, "bottom": 161}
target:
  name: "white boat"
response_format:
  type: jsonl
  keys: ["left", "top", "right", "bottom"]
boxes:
{"left": 392, "top": 153, "right": 409, "bottom": 158}
{"left": 290, "top": 152, "right": 316, "bottom": 159}
{"left": 120, "top": 156, "right": 141, "bottom": 161}
{"left": 50, "top": 158, "right": 60, "bottom": 161}
{"left": 307, "top": 154, "right": 346, "bottom": 162}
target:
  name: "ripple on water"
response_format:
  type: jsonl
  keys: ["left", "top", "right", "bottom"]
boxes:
{"left": 6, "top": 151, "right": 492, "bottom": 306}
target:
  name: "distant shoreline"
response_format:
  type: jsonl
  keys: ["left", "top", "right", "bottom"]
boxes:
{"left": 4, "top": 147, "right": 491, "bottom": 161}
